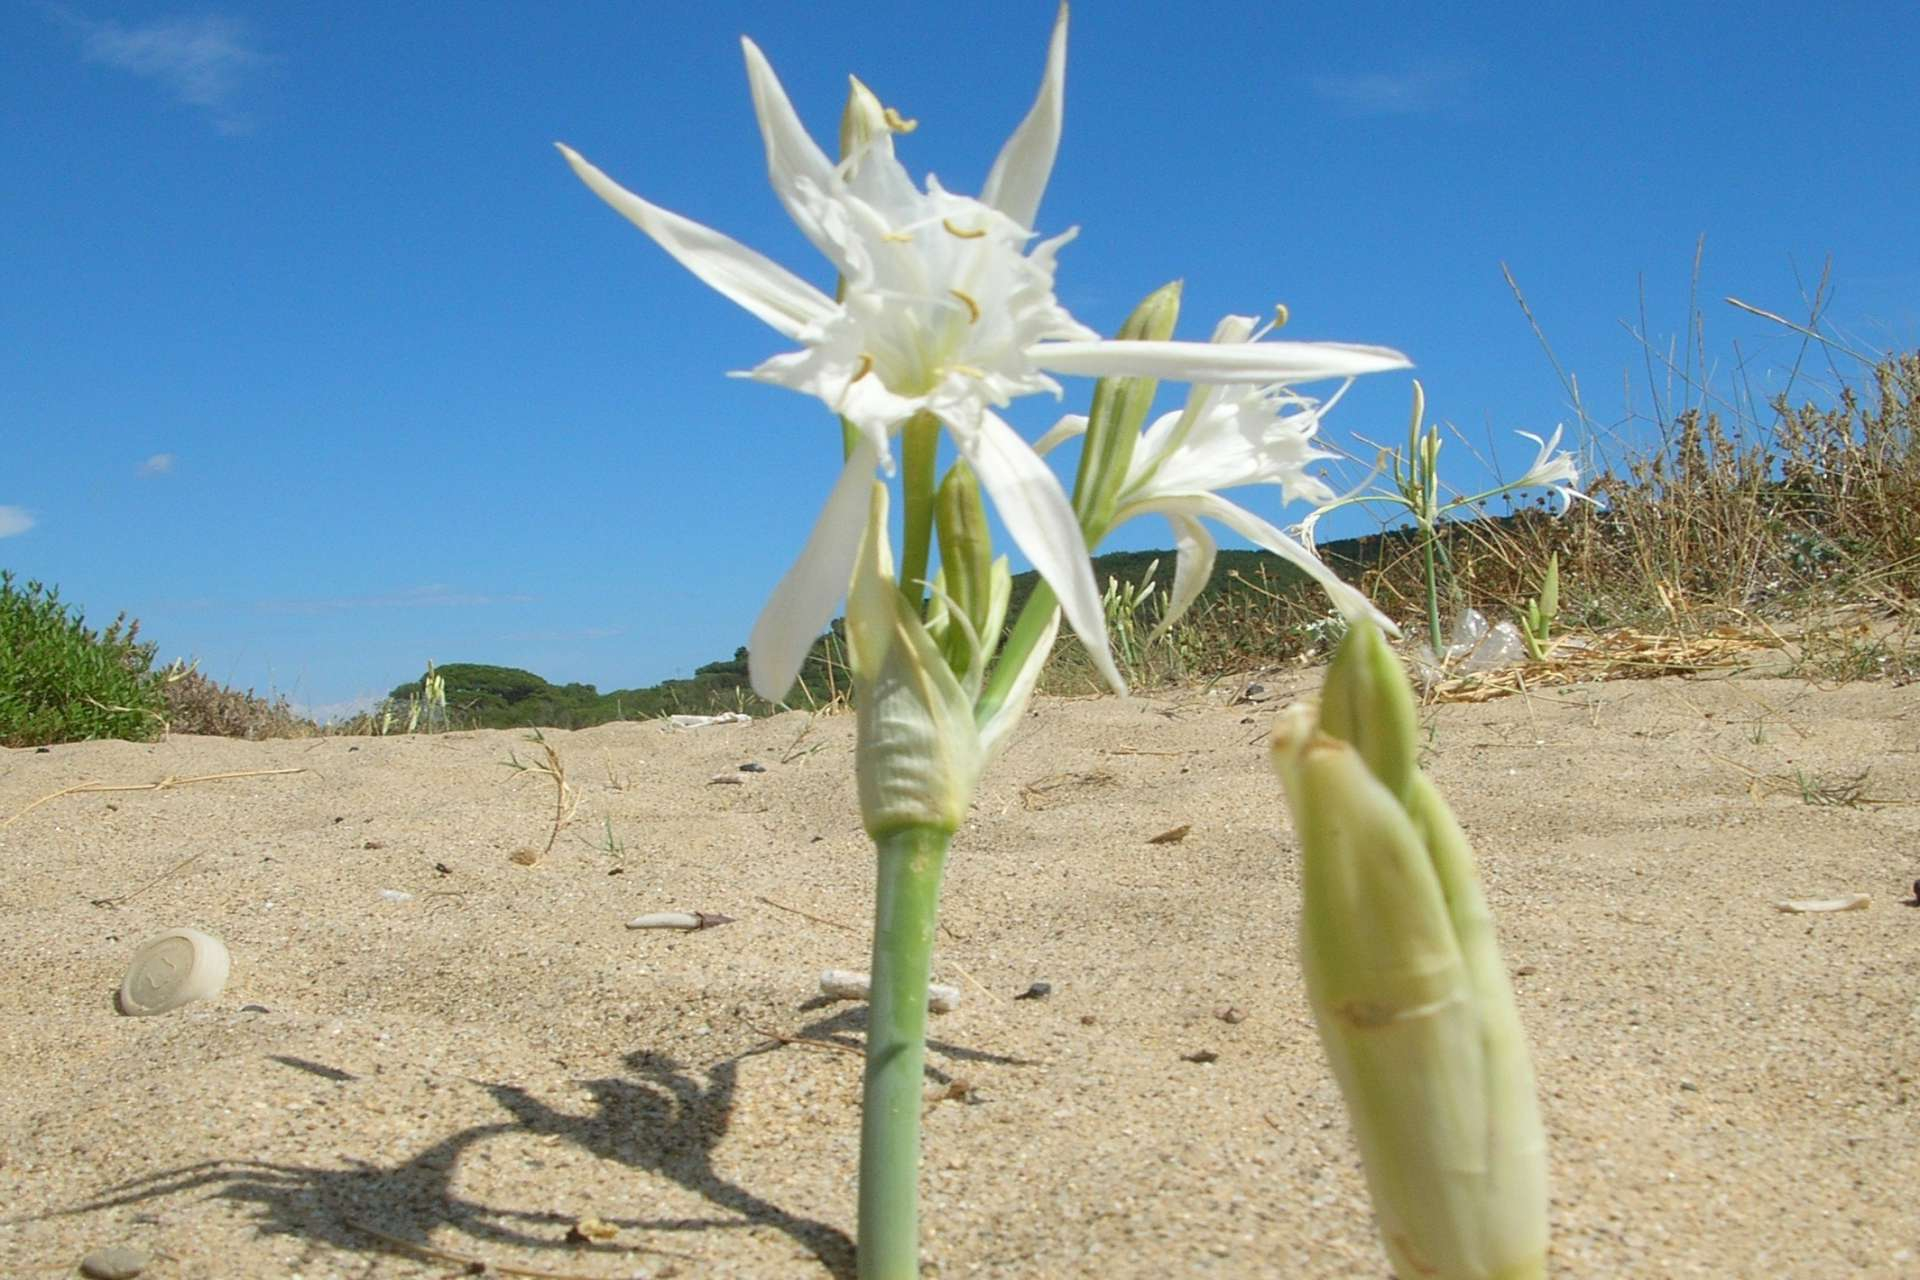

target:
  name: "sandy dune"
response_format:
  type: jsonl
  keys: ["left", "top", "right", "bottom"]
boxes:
{"left": 1, "top": 661, "right": 1915, "bottom": 1277}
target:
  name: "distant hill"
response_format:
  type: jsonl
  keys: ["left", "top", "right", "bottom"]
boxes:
{"left": 385, "top": 528, "right": 1425, "bottom": 731}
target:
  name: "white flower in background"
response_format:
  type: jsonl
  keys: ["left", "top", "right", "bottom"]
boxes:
{"left": 1037, "top": 313, "right": 1396, "bottom": 635}
{"left": 558, "top": 6, "right": 1410, "bottom": 701}
{"left": 1512, "top": 426, "right": 1595, "bottom": 513}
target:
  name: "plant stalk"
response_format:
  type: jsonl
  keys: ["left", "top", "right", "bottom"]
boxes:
{"left": 858, "top": 823, "right": 953, "bottom": 1280}
{"left": 897, "top": 414, "right": 941, "bottom": 609}
{"left": 972, "top": 579, "right": 1058, "bottom": 727}
{"left": 1422, "top": 524, "right": 1444, "bottom": 657}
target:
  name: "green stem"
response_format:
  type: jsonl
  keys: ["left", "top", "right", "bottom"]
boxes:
{"left": 859, "top": 824, "right": 953, "bottom": 1280}
{"left": 1421, "top": 522, "right": 1444, "bottom": 656}
{"left": 972, "top": 579, "right": 1058, "bottom": 728}
{"left": 897, "top": 414, "right": 940, "bottom": 609}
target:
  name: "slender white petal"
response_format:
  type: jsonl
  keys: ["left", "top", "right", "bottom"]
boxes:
{"left": 558, "top": 144, "right": 834, "bottom": 340}
{"left": 739, "top": 39, "right": 857, "bottom": 277}
{"left": 959, "top": 409, "right": 1126, "bottom": 695}
{"left": 980, "top": 3, "right": 1068, "bottom": 230}
{"left": 978, "top": 607, "right": 1061, "bottom": 760}
{"left": 747, "top": 438, "right": 880, "bottom": 701}
{"left": 1032, "top": 337, "right": 1412, "bottom": 384}
{"left": 1032, "top": 413, "right": 1089, "bottom": 456}
{"left": 1143, "top": 492, "right": 1396, "bottom": 635}
{"left": 1157, "top": 512, "right": 1217, "bottom": 637}
{"left": 1513, "top": 427, "right": 1596, "bottom": 512}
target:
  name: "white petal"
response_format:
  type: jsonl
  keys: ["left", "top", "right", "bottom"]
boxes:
{"left": 980, "top": 4, "right": 1068, "bottom": 230}
{"left": 957, "top": 409, "right": 1127, "bottom": 695}
{"left": 1032, "top": 338, "right": 1412, "bottom": 383}
{"left": 558, "top": 144, "right": 833, "bottom": 340}
{"left": 739, "top": 38, "right": 859, "bottom": 275}
{"left": 1156, "top": 512, "right": 1216, "bottom": 637}
{"left": 978, "top": 606, "right": 1061, "bottom": 760}
{"left": 747, "top": 438, "right": 879, "bottom": 701}
{"left": 1032, "top": 413, "right": 1089, "bottom": 456}
{"left": 843, "top": 477, "right": 896, "bottom": 686}
{"left": 1146, "top": 492, "right": 1397, "bottom": 636}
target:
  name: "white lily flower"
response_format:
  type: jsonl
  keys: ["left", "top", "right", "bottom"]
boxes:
{"left": 1512, "top": 426, "right": 1596, "bottom": 513}
{"left": 559, "top": 6, "right": 1411, "bottom": 702}
{"left": 1040, "top": 314, "right": 1397, "bottom": 636}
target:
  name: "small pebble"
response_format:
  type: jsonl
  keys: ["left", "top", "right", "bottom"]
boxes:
{"left": 1213, "top": 1005, "right": 1247, "bottom": 1024}
{"left": 80, "top": 1245, "right": 149, "bottom": 1279}
{"left": 739, "top": 762, "right": 767, "bottom": 773}
{"left": 1013, "top": 981, "right": 1052, "bottom": 1000}
{"left": 708, "top": 772, "right": 745, "bottom": 786}
{"left": 240, "top": 1004, "right": 271, "bottom": 1014}
{"left": 1182, "top": 1049, "right": 1220, "bottom": 1064}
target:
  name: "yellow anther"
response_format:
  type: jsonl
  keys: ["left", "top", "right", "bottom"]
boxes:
{"left": 948, "top": 289, "right": 981, "bottom": 323}
{"left": 941, "top": 219, "right": 988, "bottom": 240}
{"left": 882, "top": 230, "right": 915, "bottom": 243}
{"left": 1273, "top": 303, "right": 1290, "bottom": 329}
{"left": 852, "top": 354, "right": 875, "bottom": 382}
{"left": 883, "top": 106, "right": 918, "bottom": 134}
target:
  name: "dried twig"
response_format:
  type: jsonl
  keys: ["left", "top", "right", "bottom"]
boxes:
{"left": 500, "top": 732, "right": 578, "bottom": 864}
{"left": 744, "top": 1021, "right": 865, "bottom": 1058}
{"left": 2, "top": 768, "right": 306, "bottom": 831}
{"left": 1424, "top": 628, "right": 1776, "bottom": 705}
{"left": 91, "top": 852, "right": 207, "bottom": 908}
{"left": 345, "top": 1217, "right": 687, "bottom": 1276}
{"left": 755, "top": 894, "right": 858, "bottom": 933}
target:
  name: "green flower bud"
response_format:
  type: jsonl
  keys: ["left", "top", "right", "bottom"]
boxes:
{"left": 848, "top": 483, "right": 982, "bottom": 839}
{"left": 934, "top": 460, "right": 994, "bottom": 676}
{"left": 1072, "top": 279, "right": 1182, "bottom": 540}
{"left": 1271, "top": 621, "right": 1548, "bottom": 1280}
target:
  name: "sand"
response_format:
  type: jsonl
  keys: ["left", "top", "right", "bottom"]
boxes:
{"left": 1, "top": 659, "right": 1915, "bottom": 1278}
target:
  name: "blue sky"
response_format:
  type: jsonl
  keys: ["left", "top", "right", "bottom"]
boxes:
{"left": 5, "top": 2, "right": 1915, "bottom": 718}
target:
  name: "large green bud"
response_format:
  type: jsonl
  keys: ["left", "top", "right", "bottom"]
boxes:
{"left": 1071, "top": 279, "right": 1182, "bottom": 541}
{"left": 847, "top": 483, "right": 983, "bottom": 839}
{"left": 1270, "top": 620, "right": 1548, "bottom": 1280}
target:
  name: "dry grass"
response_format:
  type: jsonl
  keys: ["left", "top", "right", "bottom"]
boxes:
{"left": 1041, "top": 344, "right": 1919, "bottom": 697}
{"left": 158, "top": 665, "right": 312, "bottom": 739}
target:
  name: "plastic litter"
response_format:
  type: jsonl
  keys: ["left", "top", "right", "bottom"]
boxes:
{"left": 1413, "top": 609, "right": 1532, "bottom": 679}
{"left": 820, "top": 968, "right": 961, "bottom": 1013}
{"left": 118, "top": 928, "right": 230, "bottom": 1016}
{"left": 668, "top": 712, "right": 752, "bottom": 730}
{"left": 1772, "top": 894, "right": 1870, "bottom": 914}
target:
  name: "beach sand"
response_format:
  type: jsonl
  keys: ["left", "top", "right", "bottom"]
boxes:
{"left": 2, "top": 660, "right": 1915, "bottom": 1277}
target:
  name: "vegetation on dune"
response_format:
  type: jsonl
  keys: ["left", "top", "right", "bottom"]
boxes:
{"left": 0, "top": 570, "right": 164, "bottom": 747}
{"left": 5, "top": 347, "right": 1915, "bottom": 744}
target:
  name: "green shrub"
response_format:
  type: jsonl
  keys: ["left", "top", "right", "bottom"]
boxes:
{"left": 0, "top": 571, "right": 164, "bottom": 747}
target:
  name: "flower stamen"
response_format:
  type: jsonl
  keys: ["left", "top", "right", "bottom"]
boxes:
{"left": 949, "top": 289, "right": 981, "bottom": 324}
{"left": 941, "top": 219, "right": 988, "bottom": 240}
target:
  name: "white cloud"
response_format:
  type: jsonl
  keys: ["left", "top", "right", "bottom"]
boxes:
{"left": 0, "top": 506, "right": 36, "bottom": 538}
{"left": 1311, "top": 63, "right": 1479, "bottom": 118}
{"left": 53, "top": 9, "right": 269, "bottom": 133}
{"left": 139, "top": 452, "right": 176, "bottom": 476}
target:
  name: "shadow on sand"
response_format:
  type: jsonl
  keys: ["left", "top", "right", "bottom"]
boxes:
{"left": 32, "top": 1007, "right": 1040, "bottom": 1277}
